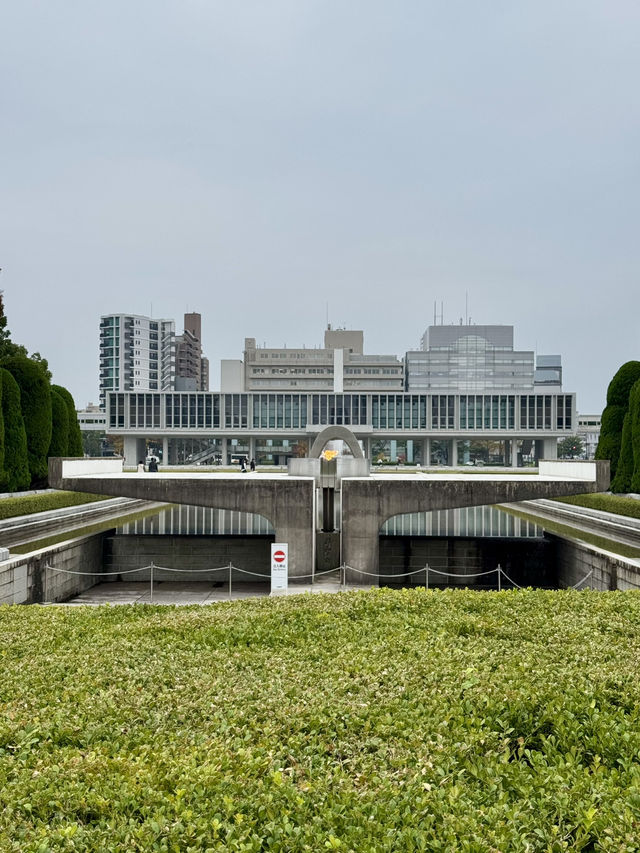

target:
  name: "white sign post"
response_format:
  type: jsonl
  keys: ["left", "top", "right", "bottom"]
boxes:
{"left": 271, "top": 543, "right": 288, "bottom": 595}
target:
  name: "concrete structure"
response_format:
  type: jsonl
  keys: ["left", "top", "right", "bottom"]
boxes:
{"left": 175, "top": 312, "right": 209, "bottom": 391}
{"left": 49, "top": 455, "right": 609, "bottom": 582}
{"left": 107, "top": 388, "right": 574, "bottom": 468}
{"left": 99, "top": 313, "right": 175, "bottom": 408}
{"left": 340, "top": 460, "right": 609, "bottom": 580}
{"left": 49, "top": 458, "right": 315, "bottom": 578}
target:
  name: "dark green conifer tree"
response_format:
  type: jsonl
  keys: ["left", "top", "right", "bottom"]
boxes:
{"left": 48, "top": 389, "right": 70, "bottom": 458}
{"left": 51, "top": 384, "right": 83, "bottom": 456}
{"left": 1, "top": 355, "right": 52, "bottom": 486}
{"left": 0, "top": 368, "right": 29, "bottom": 492}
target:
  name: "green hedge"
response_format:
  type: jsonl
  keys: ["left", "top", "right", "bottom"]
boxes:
{"left": 47, "top": 389, "right": 69, "bottom": 458}
{"left": 597, "top": 362, "right": 640, "bottom": 481}
{"left": 555, "top": 492, "right": 640, "bottom": 520}
{"left": 0, "top": 368, "right": 30, "bottom": 492}
{"left": 4, "top": 590, "right": 640, "bottom": 849}
{"left": 0, "top": 490, "right": 107, "bottom": 520}
{"left": 51, "top": 384, "right": 83, "bottom": 457}
{"left": 1, "top": 355, "right": 52, "bottom": 486}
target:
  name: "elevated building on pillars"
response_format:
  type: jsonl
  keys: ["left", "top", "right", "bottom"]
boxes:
{"left": 105, "top": 323, "right": 574, "bottom": 469}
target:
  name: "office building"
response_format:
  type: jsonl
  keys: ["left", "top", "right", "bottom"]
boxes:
{"left": 221, "top": 327, "right": 404, "bottom": 394}
{"left": 406, "top": 324, "right": 562, "bottom": 393}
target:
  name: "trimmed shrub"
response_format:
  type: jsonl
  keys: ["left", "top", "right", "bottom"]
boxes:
{"left": 0, "top": 368, "right": 30, "bottom": 492}
{"left": 597, "top": 363, "right": 640, "bottom": 479}
{"left": 48, "top": 389, "right": 69, "bottom": 458}
{"left": 611, "top": 411, "right": 633, "bottom": 492}
{"left": 52, "top": 384, "right": 83, "bottom": 457}
{"left": 629, "top": 380, "right": 640, "bottom": 494}
{"left": 0, "top": 490, "right": 107, "bottom": 520}
{"left": 606, "top": 361, "right": 640, "bottom": 406}
{"left": 1, "top": 355, "right": 52, "bottom": 486}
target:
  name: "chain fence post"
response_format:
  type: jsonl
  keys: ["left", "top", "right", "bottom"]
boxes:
{"left": 341, "top": 562, "right": 346, "bottom": 589}
{"left": 497, "top": 563, "right": 501, "bottom": 592}
{"left": 150, "top": 561, "right": 154, "bottom": 603}
{"left": 425, "top": 562, "right": 429, "bottom": 591}
{"left": 228, "top": 562, "right": 233, "bottom": 600}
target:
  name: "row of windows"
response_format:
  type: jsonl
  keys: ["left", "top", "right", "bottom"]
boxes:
{"left": 108, "top": 393, "right": 574, "bottom": 431}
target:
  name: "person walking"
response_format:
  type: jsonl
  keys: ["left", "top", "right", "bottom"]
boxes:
{"left": 250, "top": 458, "right": 256, "bottom": 472}
{"left": 137, "top": 460, "right": 145, "bottom": 474}
{"left": 148, "top": 457, "right": 158, "bottom": 473}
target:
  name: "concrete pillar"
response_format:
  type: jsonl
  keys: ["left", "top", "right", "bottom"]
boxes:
{"left": 407, "top": 440, "right": 414, "bottom": 463}
{"left": 162, "top": 437, "right": 169, "bottom": 465}
{"left": 221, "top": 437, "right": 228, "bottom": 465}
{"left": 543, "top": 438, "right": 558, "bottom": 460}
{"left": 390, "top": 440, "right": 397, "bottom": 463}
{"left": 362, "top": 436, "right": 371, "bottom": 459}
{"left": 124, "top": 436, "right": 146, "bottom": 467}
{"left": 451, "top": 440, "right": 458, "bottom": 467}
{"left": 423, "top": 439, "right": 430, "bottom": 465}
{"left": 249, "top": 436, "right": 256, "bottom": 460}
{"left": 511, "top": 439, "right": 519, "bottom": 468}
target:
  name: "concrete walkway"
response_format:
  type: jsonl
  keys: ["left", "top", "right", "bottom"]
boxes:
{"left": 54, "top": 579, "right": 359, "bottom": 606}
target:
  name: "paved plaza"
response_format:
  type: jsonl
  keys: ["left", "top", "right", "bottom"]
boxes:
{"left": 54, "top": 578, "right": 358, "bottom": 606}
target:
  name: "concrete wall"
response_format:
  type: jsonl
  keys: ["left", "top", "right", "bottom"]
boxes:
{"left": 0, "top": 532, "right": 109, "bottom": 605}
{"left": 554, "top": 535, "right": 640, "bottom": 591}
{"left": 379, "top": 536, "right": 554, "bottom": 588}
{"left": 104, "top": 534, "right": 274, "bottom": 582}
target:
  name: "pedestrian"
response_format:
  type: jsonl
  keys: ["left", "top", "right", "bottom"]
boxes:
{"left": 250, "top": 458, "right": 256, "bottom": 472}
{"left": 241, "top": 456, "right": 247, "bottom": 473}
{"left": 137, "top": 460, "right": 145, "bottom": 473}
{"left": 149, "top": 457, "right": 158, "bottom": 473}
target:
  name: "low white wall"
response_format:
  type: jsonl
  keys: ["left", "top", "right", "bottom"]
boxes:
{"left": 62, "top": 458, "right": 123, "bottom": 477}
{"left": 539, "top": 460, "right": 598, "bottom": 480}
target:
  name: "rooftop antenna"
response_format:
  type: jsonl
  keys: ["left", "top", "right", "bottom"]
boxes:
{"left": 465, "top": 291, "right": 468, "bottom": 325}
{"left": 326, "top": 301, "right": 329, "bottom": 330}
{"left": 440, "top": 301, "right": 444, "bottom": 325}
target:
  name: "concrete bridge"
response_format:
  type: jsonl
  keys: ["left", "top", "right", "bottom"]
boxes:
{"left": 49, "top": 455, "right": 609, "bottom": 581}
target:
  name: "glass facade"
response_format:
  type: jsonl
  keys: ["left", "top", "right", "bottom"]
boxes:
{"left": 108, "top": 391, "right": 574, "bottom": 434}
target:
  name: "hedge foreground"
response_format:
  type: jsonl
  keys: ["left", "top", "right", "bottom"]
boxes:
{"left": 0, "top": 491, "right": 107, "bottom": 521}
{"left": 3, "top": 590, "right": 640, "bottom": 851}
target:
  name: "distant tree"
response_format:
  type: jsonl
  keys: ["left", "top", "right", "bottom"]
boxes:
{"left": 48, "top": 389, "right": 69, "bottom": 458}
{"left": 52, "top": 384, "right": 83, "bottom": 456}
{"left": 1, "top": 355, "right": 52, "bottom": 487}
{"left": 596, "top": 361, "right": 640, "bottom": 478}
{"left": 0, "top": 369, "right": 30, "bottom": 491}
{"left": 557, "top": 435, "right": 585, "bottom": 459}
{"left": 0, "top": 292, "right": 27, "bottom": 362}
{"left": 30, "top": 352, "right": 52, "bottom": 381}
{"left": 82, "top": 430, "right": 104, "bottom": 457}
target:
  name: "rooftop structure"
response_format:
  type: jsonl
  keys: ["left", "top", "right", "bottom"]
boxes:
{"left": 407, "top": 324, "right": 562, "bottom": 394}
{"left": 222, "top": 327, "right": 403, "bottom": 394}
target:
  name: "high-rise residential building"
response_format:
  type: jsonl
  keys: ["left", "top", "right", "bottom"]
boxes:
{"left": 406, "top": 324, "right": 562, "bottom": 393}
{"left": 222, "top": 327, "right": 404, "bottom": 393}
{"left": 99, "top": 314, "right": 175, "bottom": 408}
{"left": 175, "top": 312, "right": 209, "bottom": 391}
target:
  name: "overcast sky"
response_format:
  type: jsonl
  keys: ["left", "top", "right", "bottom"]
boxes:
{"left": 2, "top": 1, "right": 639, "bottom": 412}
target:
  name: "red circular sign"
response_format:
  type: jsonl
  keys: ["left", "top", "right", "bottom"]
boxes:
{"left": 273, "top": 550, "right": 286, "bottom": 563}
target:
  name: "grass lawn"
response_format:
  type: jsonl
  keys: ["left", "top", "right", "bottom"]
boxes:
{"left": 2, "top": 589, "right": 640, "bottom": 851}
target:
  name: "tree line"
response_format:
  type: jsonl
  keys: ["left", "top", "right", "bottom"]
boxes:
{"left": 0, "top": 293, "right": 82, "bottom": 491}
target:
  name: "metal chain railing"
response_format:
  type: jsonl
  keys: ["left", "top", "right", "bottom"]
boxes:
{"left": 44, "top": 559, "right": 596, "bottom": 603}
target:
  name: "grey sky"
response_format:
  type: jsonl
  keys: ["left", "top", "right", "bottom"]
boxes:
{"left": 2, "top": 1, "right": 639, "bottom": 412}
